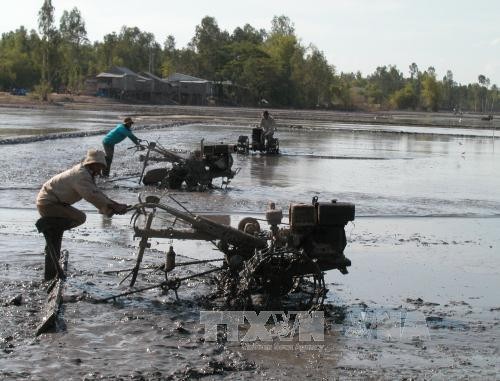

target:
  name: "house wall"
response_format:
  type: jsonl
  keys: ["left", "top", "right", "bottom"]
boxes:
{"left": 94, "top": 68, "right": 174, "bottom": 102}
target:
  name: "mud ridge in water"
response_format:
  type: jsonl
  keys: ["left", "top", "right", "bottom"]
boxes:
{"left": 0, "top": 121, "right": 195, "bottom": 145}
{"left": 282, "top": 153, "right": 393, "bottom": 160}
{"left": 317, "top": 125, "right": 500, "bottom": 139}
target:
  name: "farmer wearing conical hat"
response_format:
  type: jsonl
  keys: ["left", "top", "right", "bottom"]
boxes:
{"left": 35, "top": 149, "right": 128, "bottom": 280}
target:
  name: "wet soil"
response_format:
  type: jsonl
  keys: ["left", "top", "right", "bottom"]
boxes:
{"left": 1, "top": 212, "right": 498, "bottom": 379}
{"left": 0, "top": 103, "right": 499, "bottom": 379}
{"left": 1, "top": 91, "right": 499, "bottom": 132}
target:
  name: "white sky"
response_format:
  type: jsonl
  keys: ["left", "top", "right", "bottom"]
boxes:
{"left": 1, "top": 0, "right": 499, "bottom": 85}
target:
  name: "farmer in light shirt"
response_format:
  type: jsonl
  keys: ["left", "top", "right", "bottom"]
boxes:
{"left": 259, "top": 110, "right": 276, "bottom": 148}
{"left": 36, "top": 149, "right": 128, "bottom": 280}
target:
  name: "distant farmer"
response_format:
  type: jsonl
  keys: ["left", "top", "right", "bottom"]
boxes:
{"left": 259, "top": 110, "right": 277, "bottom": 147}
{"left": 35, "top": 149, "right": 128, "bottom": 280}
{"left": 102, "top": 117, "right": 141, "bottom": 177}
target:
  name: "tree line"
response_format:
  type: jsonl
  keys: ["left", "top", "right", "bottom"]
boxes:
{"left": 0, "top": 0, "right": 498, "bottom": 112}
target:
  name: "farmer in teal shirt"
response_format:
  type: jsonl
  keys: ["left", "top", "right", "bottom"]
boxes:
{"left": 102, "top": 117, "right": 141, "bottom": 177}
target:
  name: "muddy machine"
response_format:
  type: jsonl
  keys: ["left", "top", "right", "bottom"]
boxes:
{"left": 109, "top": 196, "right": 354, "bottom": 309}
{"left": 134, "top": 140, "right": 238, "bottom": 190}
{"left": 236, "top": 128, "right": 280, "bottom": 155}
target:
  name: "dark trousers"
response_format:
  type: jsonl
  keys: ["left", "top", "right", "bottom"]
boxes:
{"left": 103, "top": 143, "right": 115, "bottom": 177}
{"left": 36, "top": 204, "right": 85, "bottom": 280}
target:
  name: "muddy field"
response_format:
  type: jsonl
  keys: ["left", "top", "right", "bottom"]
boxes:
{"left": 0, "top": 104, "right": 499, "bottom": 379}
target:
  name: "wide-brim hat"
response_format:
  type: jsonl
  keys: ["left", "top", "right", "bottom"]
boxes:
{"left": 124, "top": 117, "right": 134, "bottom": 124}
{"left": 83, "top": 149, "right": 107, "bottom": 167}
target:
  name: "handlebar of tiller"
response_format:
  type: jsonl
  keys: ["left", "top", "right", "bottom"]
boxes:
{"left": 128, "top": 140, "right": 151, "bottom": 151}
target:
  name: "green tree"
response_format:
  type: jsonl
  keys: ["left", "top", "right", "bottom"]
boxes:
{"left": 38, "top": 0, "right": 57, "bottom": 89}
{"left": 232, "top": 24, "right": 266, "bottom": 44}
{"left": 489, "top": 84, "right": 498, "bottom": 113}
{"left": 390, "top": 82, "right": 417, "bottom": 109}
{"left": 59, "top": 7, "right": 88, "bottom": 92}
{"left": 441, "top": 70, "right": 456, "bottom": 110}
{"left": 408, "top": 62, "right": 421, "bottom": 109}
{"left": 60, "top": 8, "right": 87, "bottom": 46}
{"left": 175, "top": 48, "right": 200, "bottom": 76}
{"left": 271, "top": 15, "right": 295, "bottom": 36}
{"left": 331, "top": 74, "right": 355, "bottom": 110}
{"left": 292, "top": 45, "right": 334, "bottom": 108}
{"left": 263, "top": 15, "right": 302, "bottom": 106}
{"left": 221, "top": 26, "right": 277, "bottom": 105}
{"left": 95, "top": 27, "right": 161, "bottom": 74}
{"left": 190, "top": 16, "right": 230, "bottom": 80}
{"left": 95, "top": 32, "right": 118, "bottom": 71}
{"left": 161, "top": 35, "right": 177, "bottom": 77}
{"left": 478, "top": 74, "right": 490, "bottom": 112}
{"left": 366, "top": 65, "right": 404, "bottom": 106}
{"left": 420, "top": 69, "right": 441, "bottom": 111}
{"left": 4, "top": 7, "right": 500, "bottom": 110}
{"left": 0, "top": 27, "right": 41, "bottom": 90}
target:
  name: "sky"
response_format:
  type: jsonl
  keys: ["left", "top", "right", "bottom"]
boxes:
{"left": 1, "top": 0, "right": 499, "bottom": 85}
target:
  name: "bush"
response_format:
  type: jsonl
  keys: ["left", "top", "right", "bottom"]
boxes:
{"left": 389, "top": 83, "right": 417, "bottom": 110}
{"left": 31, "top": 80, "right": 52, "bottom": 101}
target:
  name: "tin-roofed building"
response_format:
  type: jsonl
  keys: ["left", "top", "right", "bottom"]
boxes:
{"left": 95, "top": 66, "right": 149, "bottom": 98}
{"left": 89, "top": 67, "right": 216, "bottom": 105}
{"left": 139, "top": 71, "right": 175, "bottom": 102}
{"left": 165, "top": 73, "right": 213, "bottom": 105}
{"left": 93, "top": 66, "right": 173, "bottom": 102}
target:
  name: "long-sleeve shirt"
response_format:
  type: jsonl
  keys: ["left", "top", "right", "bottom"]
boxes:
{"left": 36, "top": 164, "right": 114, "bottom": 214}
{"left": 102, "top": 123, "right": 139, "bottom": 145}
{"left": 260, "top": 117, "right": 276, "bottom": 134}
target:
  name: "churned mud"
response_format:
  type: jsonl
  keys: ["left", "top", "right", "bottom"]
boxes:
{"left": 0, "top": 104, "right": 499, "bottom": 379}
{"left": 1, "top": 212, "right": 499, "bottom": 379}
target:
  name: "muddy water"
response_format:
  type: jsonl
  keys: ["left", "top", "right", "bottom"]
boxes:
{"left": 1, "top": 119, "right": 500, "bottom": 216}
{"left": 0, "top": 107, "right": 122, "bottom": 137}
{"left": 1, "top": 109, "right": 499, "bottom": 379}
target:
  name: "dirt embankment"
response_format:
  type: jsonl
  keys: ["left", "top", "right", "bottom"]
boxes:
{"left": 1, "top": 91, "right": 498, "bottom": 130}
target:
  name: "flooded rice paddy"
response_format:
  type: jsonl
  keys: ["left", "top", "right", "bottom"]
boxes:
{"left": 0, "top": 107, "right": 499, "bottom": 379}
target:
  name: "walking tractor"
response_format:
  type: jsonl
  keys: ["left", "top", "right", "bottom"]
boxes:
{"left": 236, "top": 128, "right": 280, "bottom": 155}
{"left": 105, "top": 195, "right": 355, "bottom": 310}
{"left": 132, "top": 140, "right": 239, "bottom": 190}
